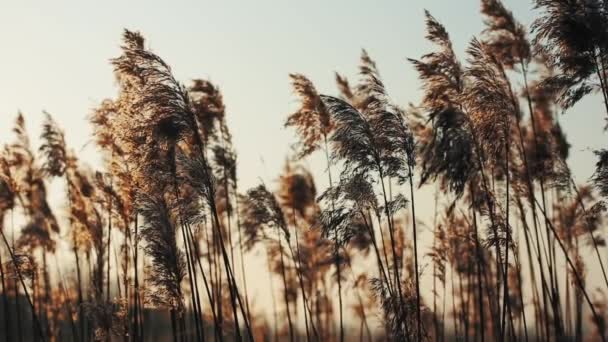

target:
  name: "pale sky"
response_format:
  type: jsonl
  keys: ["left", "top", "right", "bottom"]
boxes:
{"left": 0, "top": 0, "right": 603, "bottom": 187}
{"left": 1, "top": 0, "right": 606, "bottom": 332}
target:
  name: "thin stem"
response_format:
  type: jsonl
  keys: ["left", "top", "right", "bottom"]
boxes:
{"left": 287, "top": 220, "right": 319, "bottom": 341}
{"left": 277, "top": 234, "right": 295, "bottom": 342}
{"left": 534, "top": 199, "right": 606, "bottom": 342}
{"left": 0, "top": 229, "right": 46, "bottom": 342}
{"left": 0, "top": 248, "right": 13, "bottom": 342}
{"left": 323, "top": 133, "right": 344, "bottom": 342}
{"left": 188, "top": 224, "right": 223, "bottom": 342}
{"left": 407, "top": 164, "right": 422, "bottom": 341}
{"left": 570, "top": 179, "right": 608, "bottom": 290}
{"left": 470, "top": 188, "right": 486, "bottom": 342}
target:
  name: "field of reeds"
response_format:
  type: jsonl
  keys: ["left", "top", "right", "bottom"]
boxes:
{"left": 3, "top": 0, "right": 608, "bottom": 341}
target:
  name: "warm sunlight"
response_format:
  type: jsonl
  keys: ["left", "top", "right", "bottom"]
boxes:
{"left": 1, "top": 0, "right": 608, "bottom": 341}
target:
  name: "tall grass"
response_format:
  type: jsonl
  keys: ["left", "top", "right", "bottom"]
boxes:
{"left": 4, "top": 1, "right": 608, "bottom": 341}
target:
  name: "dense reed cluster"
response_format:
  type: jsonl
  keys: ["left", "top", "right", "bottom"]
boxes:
{"left": 3, "top": 0, "right": 608, "bottom": 341}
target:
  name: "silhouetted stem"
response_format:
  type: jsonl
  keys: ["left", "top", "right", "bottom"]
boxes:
{"left": 520, "top": 60, "right": 563, "bottom": 338}
{"left": 323, "top": 133, "right": 344, "bottom": 342}
{"left": 470, "top": 188, "right": 486, "bottom": 342}
{"left": 534, "top": 199, "right": 606, "bottom": 342}
{"left": 106, "top": 177, "right": 112, "bottom": 303}
{"left": 277, "top": 234, "right": 295, "bottom": 342}
{"left": 233, "top": 189, "right": 252, "bottom": 325}
{"left": 362, "top": 210, "right": 393, "bottom": 297}
{"left": 188, "top": 224, "right": 223, "bottom": 342}
{"left": 570, "top": 179, "right": 608, "bottom": 290}
{"left": 287, "top": 222, "right": 319, "bottom": 341}
{"left": 0, "top": 249, "right": 13, "bottom": 342}
{"left": 407, "top": 164, "right": 422, "bottom": 341}
{"left": 54, "top": 255, "right": 79, "bottom": 342}
{"left": 0, "top": 229, "right": 46, "bottom": 342}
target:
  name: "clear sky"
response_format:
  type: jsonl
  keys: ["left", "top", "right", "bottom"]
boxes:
{"left": 1, "top": 0, "right": 606, "bottom": 330}
{"left": 0, "top": 0, "right": 602, "bottom": 187}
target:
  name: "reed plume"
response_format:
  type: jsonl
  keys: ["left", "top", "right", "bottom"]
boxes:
{"left": 285, "top": 74, "right": 332, "bottom": 159}
{"left": 409, "top": 11, "right": 474, "bottom": 196}
{"left": 137, "top": 192, "right": 186, "bottom": 340}
{"left": 112, "top": 29, "right": 252, "bottom": 340}
{"left": 532, "top": 0, "right": 608, "bottom": 115}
